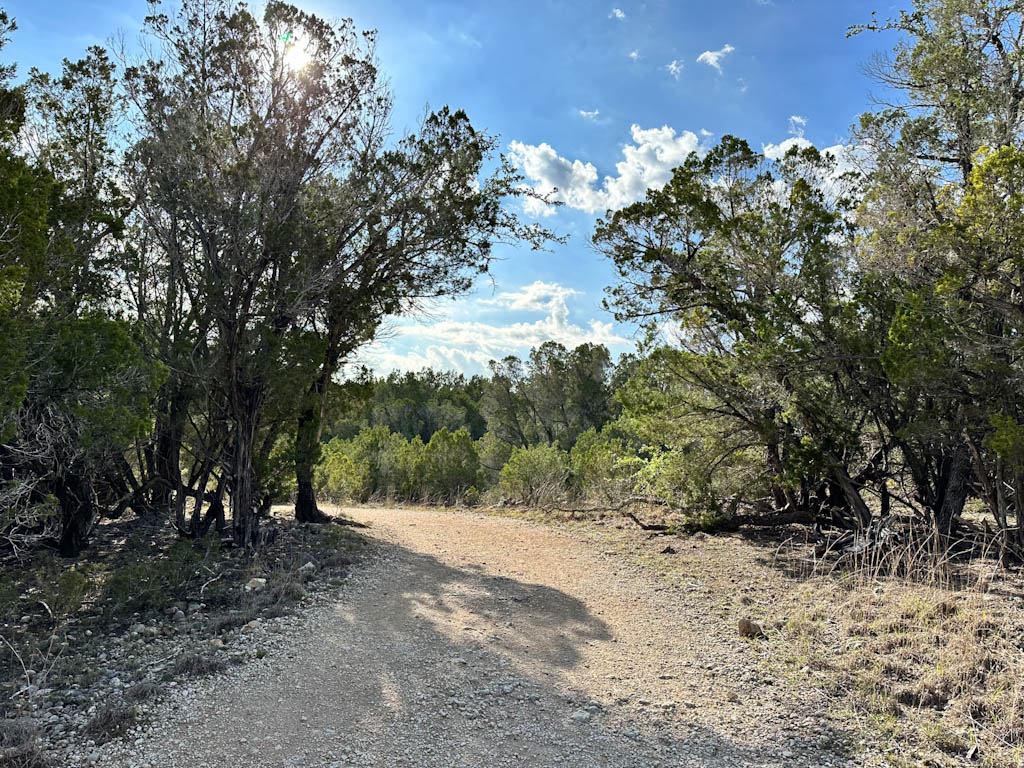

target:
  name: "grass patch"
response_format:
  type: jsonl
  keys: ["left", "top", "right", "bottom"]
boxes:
{"left": 777, "top": 578, "right": 1024, "bottom": 767}
{"left": 0, "top": 720, "right": 51, "bottom": 768}
{"left": 82, "top": 704, "right": 138, "bottom": 745}
{"left": 124, "top": 680, "right": 162, "bottom": 702}
{"left": 171, "top": 653, "right": 227, "bottom": 679}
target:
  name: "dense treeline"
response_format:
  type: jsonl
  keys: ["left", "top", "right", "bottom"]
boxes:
{"left": 313, "top": 342, "right": 632, "bottom": 506}
{"left": 590, "top": 0, "right": 1024, "bottom": 560}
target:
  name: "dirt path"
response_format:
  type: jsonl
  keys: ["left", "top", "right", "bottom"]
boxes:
{"left": 105, "top": 508, "right": 863, "bottom": 768}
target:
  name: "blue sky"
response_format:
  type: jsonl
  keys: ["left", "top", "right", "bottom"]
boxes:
{"left": 3, "top": 0, "right": 900, "bottom": 375}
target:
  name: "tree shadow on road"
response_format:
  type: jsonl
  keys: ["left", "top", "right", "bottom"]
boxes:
{"left": 259, "top": 535, "right": 861, "bottom": 768}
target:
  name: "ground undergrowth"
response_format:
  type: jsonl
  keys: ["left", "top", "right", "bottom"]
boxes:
{"left": 0, "top": 507, "right": 370, "bottom": 766}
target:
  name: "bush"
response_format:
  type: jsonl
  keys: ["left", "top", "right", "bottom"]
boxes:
{"left": 419, "top": 427, "right": 479, "bottom": 503}
{"left": 498, "top": 443, "right": 570, "bottom": 506}
{"left": 316, "top": 440, "right": 368, "bottom": 502}
{"left": 476, "top": 431, "right": 513, "bottom": 487}
{"left": 569, "top": 427, "right": 637, "bottom": 502}
{"left": 315, "top": 427, "right": 424, "bottom": 502}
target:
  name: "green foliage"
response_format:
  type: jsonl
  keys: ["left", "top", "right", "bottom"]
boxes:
{"left": 45, "top": 569, "right": 90, "bottom": 619}
{"left": 481, "top": 343, "right": 620, "bottom": 452}
{"left": 476, "top": 430, "right": 513, "bottom": 486}
{"left": 498, "top": 443, "right": 571, "bottom": 506}
{"left": 102, "top": 540, "right": 212, "bottom": 615}
{"left": 419, "top": 427, "right": 480, "bottom": 503}
{"left": 569, "top": 427, "right": 636, "bottom": 502}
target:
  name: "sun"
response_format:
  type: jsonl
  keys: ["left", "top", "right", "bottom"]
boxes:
{"left": 284, "top": 42, "right": 312, "bottom": 72}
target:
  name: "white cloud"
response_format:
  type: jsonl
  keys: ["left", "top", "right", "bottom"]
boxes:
{"left": 700, "top": 128, "right": 713, "bottom": 137}
{"left": 482, "top": 280, "right": 579, "bottom": 316}
{"left": 696, "top": 43, "right": 734, "bottom": 73}
{"left": 578, "top": 108, "right": 601, "bottom": 121}
{"left": 352, "top": 281, "right": 629, "bottom": 375}
{"left": 629, "top": 49, "right": 639, "bottom": 61}
{"left": 666, "top": 59, "right": 684, "bottom": 79}
{"left": 762, "top": 136, "right": 861, "bottom": 188}
{"left": 788, "top": 115, "right": 807, "bottom": 138}
{"left": 762, "top": 136, "right": 814, "bottom": 160}
{"left": 610, "top": 7, "right": 626, "bottom": 20}
{"left": 509, "top": 124, "right": 704, "bottom": 215}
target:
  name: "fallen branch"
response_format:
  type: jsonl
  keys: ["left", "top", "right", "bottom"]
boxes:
{"left": 623, "top": 511, "right": 671, "bottom": 532}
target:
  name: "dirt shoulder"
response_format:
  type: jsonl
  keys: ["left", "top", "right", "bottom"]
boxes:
{"left": 90, "top": 506, "right": 873, "bottom": 768}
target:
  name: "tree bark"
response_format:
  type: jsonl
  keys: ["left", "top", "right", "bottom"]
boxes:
{"left": 230, "top": 384, "right": 262, "bottom": 548}
{"left": 56, "top": 469, "right": 94, "bottom": 557}
{"left": 295, "top": 399, "right": 335, "bottom": 523}
{"left": 935, "top": 444, "right": 971, "bottom": 535}
{"left": 294, "top": 312, "right": 350, "bottom": 523}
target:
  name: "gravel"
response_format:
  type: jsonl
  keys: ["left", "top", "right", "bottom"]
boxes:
{"left": 83, "top": 507, "right": 878, "bottom": 767}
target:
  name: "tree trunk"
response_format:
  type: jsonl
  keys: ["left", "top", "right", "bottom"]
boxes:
{"left": 295, "top": 403, "right": 331, "bottom": 523}
{"left": 294, "top": 315, "right": 348, "bottom": 523}
{"left": 231, "top": 385, "right": 262, "bottom": 548}
{"left": 56, "top": 469, "right": 94, "bottom": 557}
{"left": 935, "top": 444, "right": 971, "bottom": 535}
{"left": 152, "top": 383, "right": 187, "bottom": 512}
{"left": 831, "top": 463, "right": 873, "bottom": 529}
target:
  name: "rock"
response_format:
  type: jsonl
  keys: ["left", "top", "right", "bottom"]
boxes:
{"left": 242, "top": 620, "right": 260, "bottom": 632}
{"left": 172, "top": 610, "right": 186, "bottom": 622}
{"left": 660, "top": 545, "right": 677, "bottom": 554}
{"left": 298, "top": 561, "right": 317, "bottom": 579}
{"left": 245, "top": 578, "right": 267, "bottom": 593}
{"left": 738, "top": 617, "right": 764, "bottom": 638}
{"left": 569, "top": 709, "right": 592, "bottom": 724}
{"left": 209, "top": 638, "right": 225, "bottom": 650}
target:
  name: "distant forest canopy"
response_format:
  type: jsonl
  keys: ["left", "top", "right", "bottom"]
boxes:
{"left": 5, "top": 0, "right": 1024, "bottom": 562}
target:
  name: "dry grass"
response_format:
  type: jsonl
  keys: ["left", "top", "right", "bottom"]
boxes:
{"left": 0, "top": 720, "right": 50, "bottom": 768}
{"left": 124, "top": 680, "right": 163, "bottom": 702}
{"left": 82, "top": 703, "right": 138, "bottom": 745}
{"left": 776, "top": 545, "right": 1024, "bottom": 768}
{"left": 171, "top": 652, "right": 227, "bottom": 679}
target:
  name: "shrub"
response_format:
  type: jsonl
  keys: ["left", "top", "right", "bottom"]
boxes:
{"left": 419, "top": 427, "right": 479, "bottom": 503}
{"left": 82, "top": 704, "right": 138, "bottom": 745}
{"left": 498, "top": 443, "right": 570, "bottom": 506}
{"left": 476, "top": 431, "right": 513, "bottom": 487}
{"left": 315, "top": 427, "right": 424, "bottom": 502}
{"left": 569, "top": 427, "right": 636, "bottom": 502}
{"left": 316, "top": 440, "right": 368, "bottom": 502}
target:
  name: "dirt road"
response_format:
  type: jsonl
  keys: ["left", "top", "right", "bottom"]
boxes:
{"left": 106, "top": 507, "right": 863, "bottom": 768}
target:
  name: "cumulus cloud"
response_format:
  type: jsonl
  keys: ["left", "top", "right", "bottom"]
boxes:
{"left": 696, "top": 44, "right": 734, "bottom": 73}
{"left": 351, "top": 281, "right": 628, "bottom": 374}
{"left": 666, "top": 59, "right": 684, "bottom": 79}
{"left": 578, "top": 108, "right": 601, "bottom": 121}
{"left": 762, "top": 136, "right": 814, "bottom": 160}
{"left": 509, "top": 124, "right": 704, "bottom": 215}
{"left": 629, "top": 49, "right": 639, "bottom": 61}
{"left": 482, "top": 281, "right": 579, "bottom": 316}
{"left": 788, "top": 115, "right": 807, "bottom": 138}
{"left": 762, "top": 136, "right": 861, "bottom": 191}
{"left": 610, "top": 7, "right": 626, "bottom": 19}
